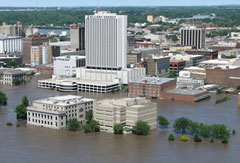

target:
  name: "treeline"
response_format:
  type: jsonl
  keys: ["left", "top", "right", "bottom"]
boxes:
{"left": 1, "top": 7, "right": 240, "bottom": 27}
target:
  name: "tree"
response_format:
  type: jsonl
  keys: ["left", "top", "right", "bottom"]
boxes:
{"left": 221, "top": 136, "right": 228, "bottom": 144}
{"left": 194, "top": 135, "right": 202, "bottom": 142}
{"left": 67, "top": 118, "right": 80, "bottom": 131}
{"left": 168, "top": 134, "right": 175, "bottom": 141}
{"left": 168, "top": 70, "right": 177, "bottom": 78}
{"left": 199, "top": 123, "right": 212, "bottom": 138}
{"left": 232, "top": 129, "right": 236, "bottom": 135}
{"left": 181, "top": 135, "right": 189, "bottom": 141}
{"left": 114, "top": 124, "right": 123, "bottom": 134}
{"left": 174, "top": 117, "right": 190, "bottom": 134}
{"left": 0, "top": 91, "right": 7, "bottom": 105}
{"left": 4, "top": 60, "right": 18, "bottom": 68}
{"left": 171, "top": 35, "right": 179, "bottom": 42}
{"left": 83, "top": 120, "right": 100, "bottom": 133}
{"left": 22, "top": 96, "right": 29, "bottom": 107}
{"left": 211, "top": 124, "right": 230, "bottom": 139}
{"left": 15, "top": 104, "right": 27, "bottom": 120}
{"left": 6, "top": 122, "right": 13, "bottom": 126}
{"left": 237, "top": 84, "right": 240, "bottom": 90}
{"left": 188, "top": 121, "right": 200, "bottom": 135}
{"left": 158, "top": 115, "right": 169, "bottom": 127}
{"left": 133, "top": 121, "right": 150, "bottom": 135}
{"left": 85, "top": 110, "right": 93, "bottom": 123}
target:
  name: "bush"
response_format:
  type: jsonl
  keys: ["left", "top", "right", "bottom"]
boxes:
{"left": 215, "top": 96, "right": 231, "bottom": 104}
{"left": 16, "top": 123, "right": 20, "bottom": 127}
{"left": 15, "top": 104, "right": 27, "bottom": 120}
{"left": 168, "top": 134, "right": 175, "bottom": 141}
{"left": 194, "top": 135, "right": 202, "bottom": 142}
{"left": 114, "top": 124, "right": 123, "bottom": 134}
{"left": 85, "top": 110, "right": 93, "bottom": 123}
{"left": 0, "top": 91, "right": 7, "bottom": 105}
{"left": 6, "top": 122, "right": 13, "bottom": 126}
{"left": 181, "top": 135, "right": 189, "bottom": 142}
{"left": 67, "top": 118, "right": 80, "bottom": 131}
{"left": 216, "top": 89, "right": 222, "bottom": 94}
{"left": 210, "top": 137, "right": 214, "bottom": 143}
{"left": 221, "top": 136, "right": 228, "bottom": 144}
{"left": 174, "top": 117, "right": 190, "bottom": 134}
{"left": 22, "top": 96, "right": 29, "bottom": 107}
{"left": 158, "top": 115, "right": 169, "bottom": 127}
{"left": 232, "top": 129, "right": 236, "bottom": 135}
{"left": 83, "top": 120, "right": 100, "bottom": 133}
{"left": 133, "top": 121, "right": 150, "bottom": 135}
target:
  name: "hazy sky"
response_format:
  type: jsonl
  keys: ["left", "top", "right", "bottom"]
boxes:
{"left": 0, "top": 0, "right": 240, "bottom": 7}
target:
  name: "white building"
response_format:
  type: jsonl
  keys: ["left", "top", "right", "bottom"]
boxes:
{"left": 0, "top": 36, "right": 22, "bottom": 54}
{"left": 94, "top": 97, "right": 157, "bottom": 133}
{"left": 27, "top": 95, "right": 94, "bottom": 130}
{"left": 54, "top": 55, "right": 85, "bottom": 77}
{"left": 177, "top": 71, "right": 205, "bottom": 89}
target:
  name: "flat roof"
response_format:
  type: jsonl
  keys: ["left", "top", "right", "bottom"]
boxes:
{"left": 167, "top": 88, "right": 207, "bottom": 95}
{"left": 130, "top": 77, "right": 175, "bottom": 85}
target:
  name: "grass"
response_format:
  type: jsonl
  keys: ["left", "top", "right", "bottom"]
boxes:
{"left": 215, "top": 96, "right": 231, "bottom": 104}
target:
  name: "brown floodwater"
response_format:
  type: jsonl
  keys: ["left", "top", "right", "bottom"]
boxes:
{"left": 0, "top": 76, "right": 240, "bottom": 163}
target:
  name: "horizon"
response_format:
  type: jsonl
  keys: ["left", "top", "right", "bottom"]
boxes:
{"left": 0, "top": 0, "right": 240, "bottom": 7}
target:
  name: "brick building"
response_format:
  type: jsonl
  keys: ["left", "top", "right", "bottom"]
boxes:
{"left": 169, "top": 60, "right": 186, "bottom": 74}
{"left": 185, "top": 49, "right": 218, "bottom": 60}
{"left": 128, "top": 77, "right": 176, "bottom": 99}
{"left": 206, "top": 65, "right": 240, "bottom": 88}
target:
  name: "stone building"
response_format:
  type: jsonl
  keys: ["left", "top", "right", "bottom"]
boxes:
{"left": 0, "top": 69, "right": 26, "bottom": 85}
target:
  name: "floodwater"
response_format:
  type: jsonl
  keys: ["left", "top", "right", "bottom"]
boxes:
{"left": 0, "top": 76, "right": 240, "bottom": 163}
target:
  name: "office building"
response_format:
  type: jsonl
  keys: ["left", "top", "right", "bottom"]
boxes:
{"left": 22, "top": 33, "right": 49, "bottom": 64}
{"left": 144, "top": 55, "right": 170, "bottom": 77}
{"left": 185, "top": 49, "right": 218, "bottom": 60}
{"left": 180, "top": 26, "right": 206, "bottom": 49}
{"left": 53, "top": 55, "right": 85, "bottom": 77}
{"left": 27, "top": 95, "right": 94, "bottom": 130}
{"left": 127, "top": 34, "right": 135, "bottom": 52}
{"left": 70, "top": 24, "right": 85, "bottom": 52}
{"left": 0, "top": 22, "right": 23, "bottom": 37}
{"left": 0, "top": 36, "right": 22, "bottom": 54}
{"left": 94, "top": 97, "right": 157, "bottom": 133}
{"left": 177, "top": 71, "right": 205, "bottom": 89}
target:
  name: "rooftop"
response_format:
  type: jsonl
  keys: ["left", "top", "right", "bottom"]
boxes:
{"left": 130, "top": 77, "right": 175, "bottom": 85}
{"left": 167, "top": 88, "right": 207, "bottom": 95}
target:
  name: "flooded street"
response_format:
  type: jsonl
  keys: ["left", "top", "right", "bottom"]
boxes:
{"left": 0, "top": 76, "right": 240, "bottom": 163}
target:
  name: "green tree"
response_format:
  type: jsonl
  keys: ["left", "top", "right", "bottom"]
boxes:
{"left": 237, "top": 84, "right": 240, "bottom": 90}
{"left": 188, "top": 121, "right": 200, "bottom": 135}
{"left": 83, "top": 120, "right": 100, "bottom": 133}
{"left": 15, "top": 104, "right": 27, "bottom": 120}
{"left": 199, "top": 123, "right": 212, "bottom": 138}
{"left": 168, "top": 70, "right": 177, "bottom": 78}
{"left": 194, "top": 135, "right": 202, "bottom": 142}
{"left": 171, "top": 35, "right": 179, "bottom": 42}
{"left": 114, "top": 124, "right": 123, "bottom": 134}
{"left": 0, "top": 91, "right": 7, "bottom": 105}
{"left": 181, "top": 135, "right": 189, "bottom": 141}
{"left": 22, "top": 96, "right": 29, "bottom": 107}
{"left": 168, "top": 134, "right": 175, "bottom": 141}
{"left": 133, "top": 121, "right": 150, "bottom": 135}
{"left": 85, "top": 110, "right": 93, "bottom": 123}
{"left": 221, "top": 136, "right": 228, "bottom": 144}
{"left": 211, "top": 124, "right": 230, "bottom": 139}
{"left": 67, "top": 118, "right": 80, "bottom": 131}
{"left": 174, "top": 117, "right": 190, "bottom": 134}
{"left": 4, "top": 60, "right": 18, "bottom": 68}
{"left": 158, "top": 115, "right": 169, "bottom": 127}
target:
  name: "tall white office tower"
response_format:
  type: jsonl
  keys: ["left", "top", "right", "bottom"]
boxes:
{"left": 85, "top": 11, "right": 127, "bottom": 70}
{"left": 180, "top": 26, "right": 206, "bottom": 49}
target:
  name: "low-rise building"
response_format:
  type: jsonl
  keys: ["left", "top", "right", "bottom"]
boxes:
{"left": 93, "top": 97, "right": 157, "bottom": 133}
{"left": 53, "top": 55, "right": 85, "bottom": 78}
{"left": 0, "top": 69, "right": 26, "bottom": 85}
{"left": 177, "top": 71, "right": 205, "bottom": 89}
{"left": 27, "top": 95, "right": 94, "bottom": 130}
{"left": 185, "top": 49, "right": 218, "bottom": 60}
{"left": 129, "top": 77, "right": 176, "bottom": 99}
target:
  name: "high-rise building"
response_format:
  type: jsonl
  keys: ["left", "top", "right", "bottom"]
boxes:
{"left": 180, "top": 26, "right": 206, "bottom": 49}
{"left": 0, "top": 36, "right": 22, "bottom": 54}
{"left": 22, "top": 33, "right": 49, "bottom": 64}
{"left": 85, "top": 11, "right": 127, "bottom": 70}
{"left": 0, "top": 22, "right": 23, "bottom": 37}
{"left": 70, "top": 24, "right": 85, "bottom": 52}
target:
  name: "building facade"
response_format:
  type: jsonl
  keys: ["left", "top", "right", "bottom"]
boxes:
{"left": 70, "top": 24, "right": 85, "bottom": 52}
{"left": 0, "top": 69, "right": 26, "bottom": 85}
{"left": 93, "top": 97, "right": 157, "bottom": 133}
{"left": 27, "top": 95, "right": 94, "bottom": 130}
{"left": 22, "top": 33, "right": 49, "bottom": 64}
{"left": 0, "top": 36, "right": 22, "bottom": 54}
{"left": 180, "top": 26, "right": 206, "bottom": 49}
{"left": 0, "top": 22, "right": 23, "bottom": 37}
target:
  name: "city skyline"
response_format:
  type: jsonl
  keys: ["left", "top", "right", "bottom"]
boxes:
{"left": 0, "top": 0, "right": 240, "bottom": 7}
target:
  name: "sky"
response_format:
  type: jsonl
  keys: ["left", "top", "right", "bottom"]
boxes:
{"left": 0, "top": 0, "right": 240, "bottom": 7}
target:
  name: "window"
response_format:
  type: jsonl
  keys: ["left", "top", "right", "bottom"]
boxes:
{"left": 61, "top": 122, "right": 63, "bottom": 126}
{"left": 55, "top": 117, "right": 57, "bottom": 120}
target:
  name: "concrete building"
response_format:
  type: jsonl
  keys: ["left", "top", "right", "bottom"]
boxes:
{"left": 177, "top": 71, "right": 205, "bottom": 89}
{"left": 22, "top": 33, "right": 49, "bottom": 64}
{"left": 169, "top": 54, "right": 205, "bottom": 68}
{"left": 129, "top": 77, "right": 176, "bottom": 99}
{"left": 93, "top": 97, "right": 157, "bottom": 133}
{"left": 199, "top": 59, "right": 239, "bottom": 68}
{"left": 0, "top": 36, "right": 22, "bottom": 54}
{"left": 53, "top": 55, "right": 85, "bottom": 77}
{"left": 70, "top": 24, "right": 85, "bottom": 52}
{"left": 0, "top": 69, "right": 26, "bottom": 85}
{"left": 0, "top": 22, "right": 23, "bottom": 36}
{"left": 136, "top": 41, "right": 160, "bottom": 49}
{"left": 180, "top": 26, "right": 206, "bottom": 49}
{"left": 127, "top": 34, "right": 135, "bottom": 52}
{"left": 147, "top": 15, "right": 154, "bottom": 23}
{"left": 27, "top": 95, "right": 94, "bottom": 130}
{"left": 144, "top": 55, "right": 170, "bottom": 77}
{"left": 127, "top": 52, "right": 142, "bottom": 65}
